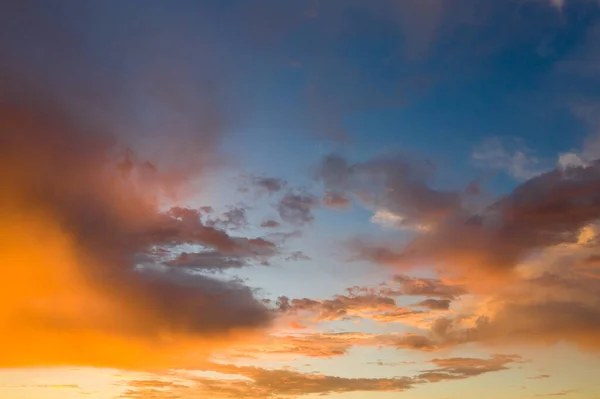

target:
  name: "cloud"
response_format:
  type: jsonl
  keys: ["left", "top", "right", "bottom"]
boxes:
{"left": 558, "top": 102, "right": 600, "bottom": 169}
{"left": 123, "top": 364, "right": 414, "bottom": 399}
{"left": 260, "top": 219, "right": 281, "bottom": 228}
{"left": 415, "top": 354, "right": 522, "bottom": 383}
{"left": 472, "top": 137, "right": 545, "bottom": 181}
{"left": 382, "top": 272, "right": 600, "bottom": 351}
{"left": 241, "top": 174, "right": 288, "bottom": 194}
{"left": 277, "top": 192, "right": 319, "bottom": 225}
{"left": 412, "top": 299, "right": 452, "bottom": 310}
{"left": 368, "top": 360, "right": 417, "bottom": 367}
{"left": 388, "top": 275, "right": 468, "bottom": 300}
{"left": 216, "top": 328, "right": 461, "bottom": 362}
{"left": 357, "top": 161, "right": 600, "bottom": 290}
{"left": 0, "top": 4, "right": 274, "bottom": 369}
{"left": 205, "top": 207, "right": 249, "bottom": 230}
{"left": 285, "top": 251, "right": 312, "bottom": 262}
{"left": 528, "top": 374, "right": 551, "bottom": 379}
{"left": 267, "top": 283, "right": 450, "bottom": 333}
{"left": 476, "top": 300, "right": 600, "bottom": 349}
{"left": 277, "top": 293, "right": 401, "bottom": 322}
{"left": 120, "top": 353, "right": 522, "bottom": 398}
{"left": 535, "top": 389, "right": 578, "bottom": 397}
{"left": 165, "top": 251, "right": 248, "bottom": 271}
{"left": 316, "top": 153, "right": 462, "bottom": 229}
{"left": 1, "top": 384, "right": 80, "bottom": 389}
{"left": 220, "top": 332, "right": 377, "bottom": 360}
{"left": 371, "top": 209, "right": 431, "bottom": 231}
{"left": 323, "top": 191, "right": 351, "bottom": 208}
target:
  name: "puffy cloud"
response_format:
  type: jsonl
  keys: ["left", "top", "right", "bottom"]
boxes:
{"left": 277, "top": 192, "right": 319, "bottom": 225}
{"left": 205, "top": 207, "right": 249, "bottom": 231}
{"left": 316, "top": 153, "right": 462, "bottom": 229}
{"left": 358, "top": 161, "right": 600, "bottom": 287}
{"left": 339, "top": 150, "right": 600, "bottom": 352}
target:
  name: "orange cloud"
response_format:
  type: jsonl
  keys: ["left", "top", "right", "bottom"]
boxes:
{"left": 333, "top": 149, "right": 600, "bottom": 350}
{"left": 0, "top": 54, "right": 273, "bottom": 370}
{"left": 121, "top": 354, "right": 522, "bottom": 398}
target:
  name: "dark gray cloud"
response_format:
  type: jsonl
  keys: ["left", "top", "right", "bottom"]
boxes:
{"left": 412, "top": 299, "right": 451, "bottom": 310}
{"left": 239, "top": 174, "right": 287, "bottom": 195}
{"left": 165, "top": 251, "right": 248, "bottom": 271}
{"left": 286, "top": 251, "right": 312, "bottom": 262}
{"left": 316, "top": 153, "right": 462, "bottom": 228}
{"left": 205, "top": 207, "right": 249, "bottom": 231}
{"left": 260, "top": 219, "right": 281, "bottom": 228}
{"left": 253, "top": 176, "right": 287, "bottom": 193}
{"left": 278, "top": 192, "right": 319, "bottom": 225}
{"left": 378, "top": 161, "right": 600, "bottom": 278}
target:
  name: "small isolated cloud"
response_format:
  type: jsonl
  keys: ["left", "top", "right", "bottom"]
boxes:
{"left": 286, "top": 251, "right": 312, "bottom": 261}
{"left": 323, "top": 191, "right": 351, "bottom": 208}
{"left": 253, "top": 176, "right": 288, "bottom": 193}
{"left": 412, "top": 299, "right": 452, "bottom": 310}
{"left": 165, "top": 251, "right": 248, "bottom": 271}
{"left": 239, "top": 174, "right": 288, "bottom": 194}
{"left": 528, "top": 374, "right": 551, "bottom": 379}
{"left": 535, "top": 389, "right": 578, "bottom": 397}
{"left": 278, "top": 192, "right": 319, "bottom": 225}
{"left": 260, "top": 219, "right": 281, "bottom": 228}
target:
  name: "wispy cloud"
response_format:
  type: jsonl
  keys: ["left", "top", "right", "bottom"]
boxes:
{"left": 472, "top": 137, "right": 545, "bottom": 181}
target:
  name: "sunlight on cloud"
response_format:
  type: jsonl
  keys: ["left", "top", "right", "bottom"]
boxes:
{"left": 371, "top": 209, "right": 431, "bottom": 231}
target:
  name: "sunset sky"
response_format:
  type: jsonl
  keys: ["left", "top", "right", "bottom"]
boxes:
{"left": 1, "top": 1, "right": 600, "bottom": 398}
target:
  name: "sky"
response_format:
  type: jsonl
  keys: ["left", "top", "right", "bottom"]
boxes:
{"left": 1, "top": 1, "right": 600, "bottom": 398}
